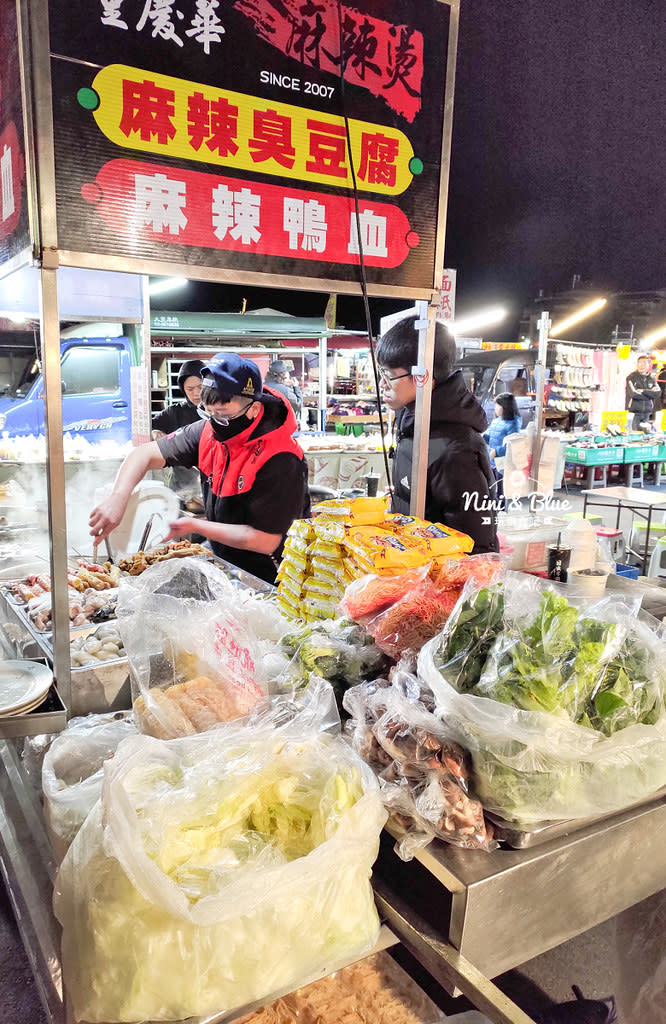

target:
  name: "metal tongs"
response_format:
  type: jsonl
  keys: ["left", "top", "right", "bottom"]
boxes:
{"left": 138, "top": 513, "right": 158, "bottom": 554}
{"left": 137, "top": 512, "right": 170, "bottom": 554}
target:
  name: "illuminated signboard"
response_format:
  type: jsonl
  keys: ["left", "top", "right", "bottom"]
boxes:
{"left": 47, "top": 0, "right": 452, "bottom": 295}
{"left": 0, "top": 0, "right": 29, "bottom": 271}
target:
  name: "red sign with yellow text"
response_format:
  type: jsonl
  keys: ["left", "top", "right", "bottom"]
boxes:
{"left": 47, "top": 0, "right": 451, "bottom": 295}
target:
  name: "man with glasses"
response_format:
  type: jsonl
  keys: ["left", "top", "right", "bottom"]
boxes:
{"left": 90, "top": 354, "right": 310, "bottom": 583}
{"left": 377, "top": 314, "right": 498, "bottom": 553}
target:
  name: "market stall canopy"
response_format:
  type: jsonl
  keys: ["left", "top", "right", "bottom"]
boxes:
{"left": 150, "top": 310, "right": 369, "bottom": 349}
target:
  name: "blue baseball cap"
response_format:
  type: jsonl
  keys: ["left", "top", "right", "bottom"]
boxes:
{"left": 200, "top": 354, "right": 265, "bottom": 401}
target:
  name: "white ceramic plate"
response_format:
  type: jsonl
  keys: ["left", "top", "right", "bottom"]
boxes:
{"left": 0, "top": 661, "right": 53, "bottom": 717}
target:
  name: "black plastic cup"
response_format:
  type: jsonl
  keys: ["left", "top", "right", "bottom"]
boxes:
{"left": 365, "top": 472, "right": 380, "bottom": 497}
{"left": 547, "top": 544, "right": 572, "bottom": 582}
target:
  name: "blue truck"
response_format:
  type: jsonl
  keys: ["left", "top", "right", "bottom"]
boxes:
{"left": 0, "top": 337, "right": 133, "bottom": 443}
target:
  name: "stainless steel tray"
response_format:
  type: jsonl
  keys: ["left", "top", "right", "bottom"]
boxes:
{"left": 0, "top": 683, "right": 66, "bottom": 739}
{"left": 487, "top": 783, "right": 666, "bottom": 848}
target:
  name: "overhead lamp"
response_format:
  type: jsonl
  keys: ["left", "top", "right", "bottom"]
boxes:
{"left": 640, "top": 322, "right": 666, "bottom": 348}
{"left": 448, "top": 306, "right": 507, "bottom": 337}
{"left": 550, "top": 297, "right": 607, "bottom": 337}
{"left": 148, "top": 276, "right": 189, "bottom": 297}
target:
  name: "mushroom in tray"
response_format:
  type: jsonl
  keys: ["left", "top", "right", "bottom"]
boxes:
{"left": 90, "top": 592, "right": 119, "bottom": 623}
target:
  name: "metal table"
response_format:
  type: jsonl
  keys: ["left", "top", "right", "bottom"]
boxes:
{"left": 375, "top": 786, "right": 666, "bottom": 987}
{"left": 582, "top": 485, "right": 666, "bottom": 573}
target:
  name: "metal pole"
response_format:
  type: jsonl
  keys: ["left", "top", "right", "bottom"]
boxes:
{"left": 39, "top": 264, "right": 71, "bottom": 713}
{"left": 531, "top": 311, "right": 551, "bottom": 493}
{"left": 318, "top": 334, "right": 327, "bottom": 431}
{"left": 410, "top": 301, "right": 436, "bottom": 517}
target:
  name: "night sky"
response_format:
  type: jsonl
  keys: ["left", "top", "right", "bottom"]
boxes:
{"left": 157, "top": 0, "right": 666, "bottom": 340}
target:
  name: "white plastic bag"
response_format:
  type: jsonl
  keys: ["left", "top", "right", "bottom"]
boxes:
{"left": 418, "top": 572, "right": 666, "bottom": 824}
{"left": 54, "top": 686, "right": 387, "bottom": 1023}
{"left": 41, "top": 711, "right": 136, "bottom": 861}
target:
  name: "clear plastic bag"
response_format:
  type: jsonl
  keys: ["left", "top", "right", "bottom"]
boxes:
{"left": 117, "top": 559, "right": 288, "bottom": 738}
{"left": 344, "top": 671, "right": 496, "bottom": 858}
{"left": 54, "top": 684, "right": 387, "bottom": 1023}
{"left": 418, "top": 572, "right": 666, "bottom": 825}
{"left": 340, "top": 556, "right": 504, "bottom": 659}
{"left": 41, "top": 711, "right": 136, "bottom": 861}
{"left": 278, "top": 617, "right": 390, "bottom": 704}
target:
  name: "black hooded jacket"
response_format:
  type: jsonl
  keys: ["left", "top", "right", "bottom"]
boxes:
{"left": 391, "top": 370, "right": 499, "bottom": 553}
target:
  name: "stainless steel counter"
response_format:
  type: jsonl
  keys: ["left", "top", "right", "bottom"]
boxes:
{"left": 375, "top": 786, "right": 666, "bottom": 985}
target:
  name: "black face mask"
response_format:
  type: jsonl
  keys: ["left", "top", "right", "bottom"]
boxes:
{"left": 209, "top": 410, "right": 255, "bottom": 442}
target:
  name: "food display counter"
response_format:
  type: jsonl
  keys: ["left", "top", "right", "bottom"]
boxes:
{"left": 4, "top": 533, "right": 666, "bottom": 1023}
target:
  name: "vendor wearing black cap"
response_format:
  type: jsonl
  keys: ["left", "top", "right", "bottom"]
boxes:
{"left": 152, "top": 359, "right": 205, "bottom": 436}
{"left": 89, "top": 354, "right": 310, "bottom": 583}
{"left": 151, "top": 359, "right": 205, "bottom": 496}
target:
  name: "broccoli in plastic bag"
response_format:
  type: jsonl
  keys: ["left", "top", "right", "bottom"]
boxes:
{"left": 280, "top": 618, "right": 390, "bottom": 706}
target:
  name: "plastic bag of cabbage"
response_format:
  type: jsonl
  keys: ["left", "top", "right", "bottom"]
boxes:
{"left": 418, "top": 571, "right": 666, "bottom": 826}
{"left": 53, "top": 685, "right": 387, "bottom": 1023}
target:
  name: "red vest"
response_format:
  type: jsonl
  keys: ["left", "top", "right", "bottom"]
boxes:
{"left": 197, "top": 405, "right": 305, "bottom": 498}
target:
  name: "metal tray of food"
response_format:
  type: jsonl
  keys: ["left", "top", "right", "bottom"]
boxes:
{"left": 31, "top": 620, "right": 131, "bottom": 718}
{"left": 487, "top": 784, "right": 666, "bottom": 848}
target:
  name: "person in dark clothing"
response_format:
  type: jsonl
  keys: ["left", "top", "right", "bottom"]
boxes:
{"left": 152, "top": 359, "right": 206, "bottom": 436}
{"left": 90, "top": 354, "right": 310, "bottom": 583}
{"left": 376, "top": 315, "right": 498, "bottom": 553}
{"left": 625, "top": 355, "right": 661, "bottom": 430}
{"left": 152, "top": 359, "right": 206, "bottom": 495}
{"left": 264, "top": 360, "right": 303, "bottom": 421}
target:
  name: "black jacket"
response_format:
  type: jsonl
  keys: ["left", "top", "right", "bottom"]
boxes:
{"left": 625, "top": 371, "right": 661, "bottom": 416}
{"left": 152, "top": 400, "right": 200, "bottom": 434}
{"left": 391, "top": 371, "right": 499, "bottom": 553}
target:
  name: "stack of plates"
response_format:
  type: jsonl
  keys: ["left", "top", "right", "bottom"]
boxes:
{"left": 0, "top": 661, "right": 53, "bottom": 718}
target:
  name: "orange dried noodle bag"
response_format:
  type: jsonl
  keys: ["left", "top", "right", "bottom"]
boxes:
{"left": 433, "top": 552, "right": 505, "bottom": 588}
{"left": 384, "top": 514, "right": 474, "bottom": 556}
{"left": 367, "top": 583, "right": 464, "bottom": 658}
{"left": 341, "top": 565, "right": 431, "bottom": 621}
{"left": 345, "top": 526, "right": 430, "bottom": 572}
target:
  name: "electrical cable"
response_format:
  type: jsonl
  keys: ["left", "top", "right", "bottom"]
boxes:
{"left": 335, "top": 0, "right": 394, "bottom": 498}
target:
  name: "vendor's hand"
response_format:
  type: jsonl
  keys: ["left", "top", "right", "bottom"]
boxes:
{"left": 489, "top": 448, "right": 496, "bottom": 459}
{"left": 164, "top": 516, "right": 200, "bottom": 542}
{"left": 88, "top": 493, "right": 127, "bottom": 545}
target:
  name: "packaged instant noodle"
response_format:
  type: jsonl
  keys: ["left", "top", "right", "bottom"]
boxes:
{"left": 312, "top": 496, "right": 387, "bottom": 525}
{"left": 384, "top": 514, "right": 474, "bottom": 556}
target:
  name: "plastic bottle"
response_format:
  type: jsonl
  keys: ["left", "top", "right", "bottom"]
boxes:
{"left": 562, "top": 518, "right": 598, "bottom": 572}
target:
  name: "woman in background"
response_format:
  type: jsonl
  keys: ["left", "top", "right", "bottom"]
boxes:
{"left": 483, "top": 392, "right": 522, "bottom": 502}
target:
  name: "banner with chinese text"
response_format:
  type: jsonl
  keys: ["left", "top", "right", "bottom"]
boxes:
{"left": 0, "top": 0, "right": 30, "bottom": 272}
{"left": 47, "top": 0, "right": 452, "bottom": 296}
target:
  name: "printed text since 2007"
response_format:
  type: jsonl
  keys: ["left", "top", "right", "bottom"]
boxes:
{"left": 259, "top": 71, "right": 335, "bottom": 98}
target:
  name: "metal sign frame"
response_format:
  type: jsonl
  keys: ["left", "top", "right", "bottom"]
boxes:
{"left": 10, "top": 0, "right": 459, "bottom": 706}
